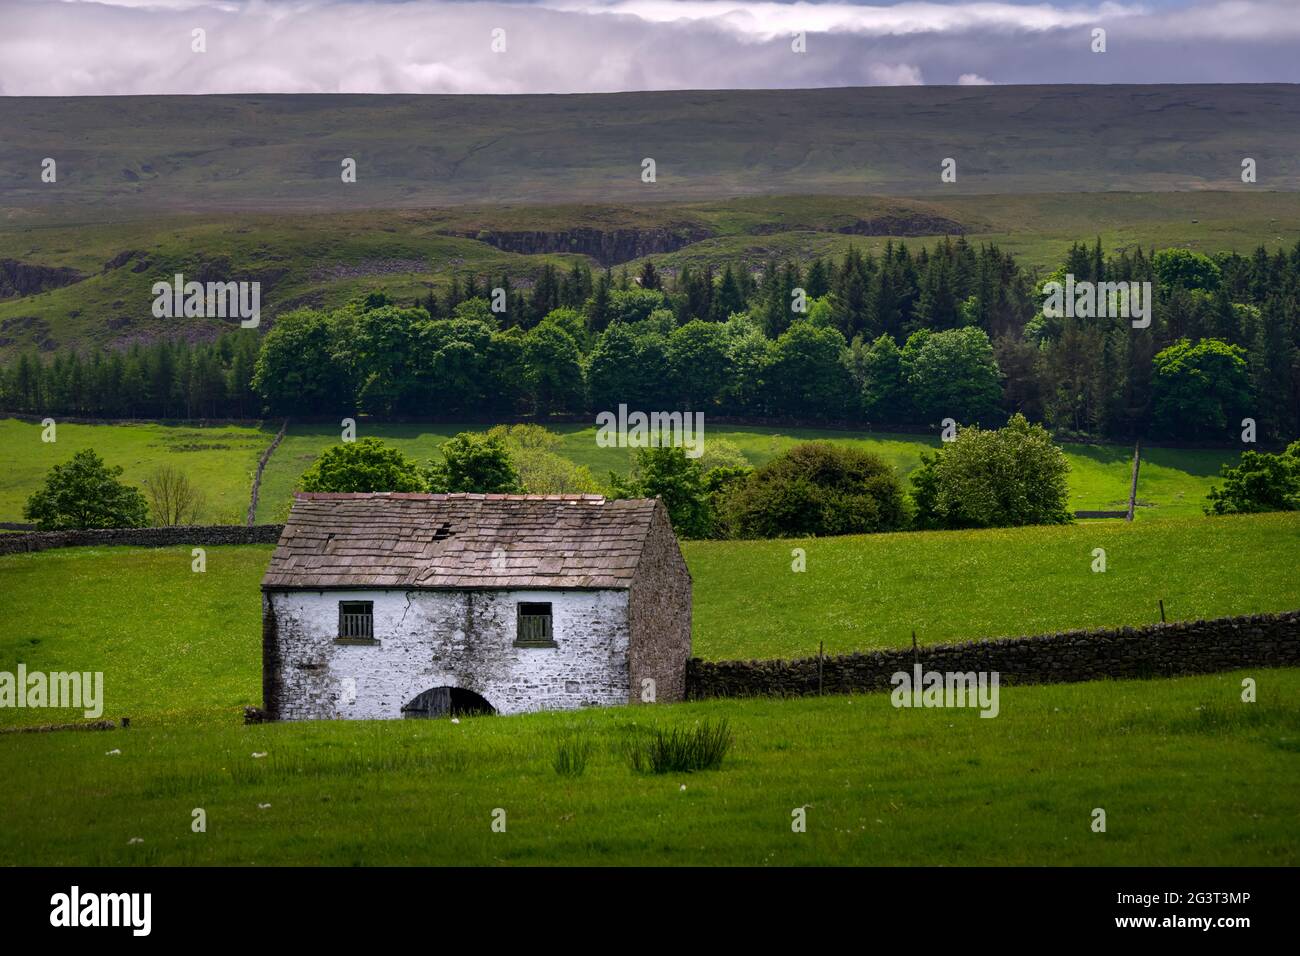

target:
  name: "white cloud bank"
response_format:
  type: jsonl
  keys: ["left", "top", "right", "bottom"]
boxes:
{"left": 0, "top": 0, "right": 1297, "bottom": 95}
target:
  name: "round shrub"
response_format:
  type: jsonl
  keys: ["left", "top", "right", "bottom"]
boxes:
{"left": 720, "top": 442, "right": 908, "bottom": 538}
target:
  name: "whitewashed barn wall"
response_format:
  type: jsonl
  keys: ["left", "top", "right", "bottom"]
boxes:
{"left": 267, "top": 588, "right": 631, "bottom": 719}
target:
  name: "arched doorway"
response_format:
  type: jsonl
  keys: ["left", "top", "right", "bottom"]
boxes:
{"left": 402, "top": 687, "right": 496, "bottom": 719}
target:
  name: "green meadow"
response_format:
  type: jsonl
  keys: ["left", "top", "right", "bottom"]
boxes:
{"left": 255, "top": 422, "right": 1232, "bottom": 523}
{"left": 1, "top": 513, "right": 1295, "bottom": 727}
{"left": 0, "top": 514, "right": 1295, "bottom": 865}
{"left": 0, "top": 418, "right": 1240, "bottom": 526}
{"left": 0, "top": 672, "right": 1295, "bottom": 865}
{"left": 0, "top": 418, "right": 271, "bottom": 525}
{"left": 689, "top": 513, "right": 1300, "bottom": 660}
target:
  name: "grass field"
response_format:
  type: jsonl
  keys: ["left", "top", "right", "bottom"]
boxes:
{"left": 254, "top": 421, "right": 1235, "bottom": 523}
{"left": 1, "top": 418, "right": 1235, "bottom": 525}
{"left": 1, "top": 513, "right": 1295, "bottom": 727}
{"left": 0, "top": 514, "right": 1295, "bottom": 865}
{"left": 690, "top": 513, "right": 1300, "bottom": 659}
{"left": 0, "top": 671, "right": 1295, "bottom": 865}
{"left": 0, "top": 418, "right": 272, "bottom": 525}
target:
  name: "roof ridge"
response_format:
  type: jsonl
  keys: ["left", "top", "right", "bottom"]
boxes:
{"left": 294, "top": 492, "right": 609, "bottom": 502}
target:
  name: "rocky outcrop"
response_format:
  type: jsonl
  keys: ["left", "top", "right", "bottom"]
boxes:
{"left": 449, "top": 225, "right": 713, "bottom": 266}
{"left": 0, "top": 259, "right": 83, "bottom": 298}
{"left": 836, "top": 213, "right": 966, "bottom": 237}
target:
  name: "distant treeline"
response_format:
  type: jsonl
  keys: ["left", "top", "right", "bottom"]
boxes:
{"left": 2, "top": 237, "right": 1298, "bottom": 442}
{"left": 1, "top": 332, "right": 259, "bottom": 420}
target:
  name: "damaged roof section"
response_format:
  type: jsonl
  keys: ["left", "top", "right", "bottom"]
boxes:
{"left": 262, "top": 492, "right": 663, "bottom": 591}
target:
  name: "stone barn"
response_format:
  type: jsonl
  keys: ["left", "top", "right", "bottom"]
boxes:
{"left": 260, "top": 492, "right": 691, "bottom": 719}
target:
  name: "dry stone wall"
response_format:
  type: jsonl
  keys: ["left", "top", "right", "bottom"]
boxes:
{"left": 0, "top": 525, "right": 284, "bottom": 555}
{"left": 686, "top": 611, "right": 1300, "bottom": 699}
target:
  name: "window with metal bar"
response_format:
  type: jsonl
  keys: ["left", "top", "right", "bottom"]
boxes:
{"left": 338, "top": 600, "right": 374, "bottom": 640}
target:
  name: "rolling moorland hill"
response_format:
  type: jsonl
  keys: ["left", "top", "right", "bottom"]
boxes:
{"left": 3, "top": 85, "right": 1300, "bottom": 211}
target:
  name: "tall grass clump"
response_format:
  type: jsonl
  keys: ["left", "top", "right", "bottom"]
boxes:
{"left": 625, "top": 719, "right": 733, "bottom": 774}
{"left": 552, "top": 733, "right": 595, "bottom": 777}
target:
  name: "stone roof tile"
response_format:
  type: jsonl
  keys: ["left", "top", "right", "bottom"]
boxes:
{"left": 262, "top": 493, "right": 661, "bottom": 591}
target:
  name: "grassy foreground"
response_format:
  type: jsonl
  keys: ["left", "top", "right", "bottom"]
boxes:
{"left": 0, "top": 513, "right": 1296, "bottom": 726}
{"left": 0, "top": 670, "right": 1296, "bottom": 865}
{"left": 0, "top": 516, "right": 1295, "bottom": 865}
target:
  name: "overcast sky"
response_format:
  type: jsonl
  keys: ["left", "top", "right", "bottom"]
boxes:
{"left": 1, "top": 0, "right": 1298, "bottom": 95}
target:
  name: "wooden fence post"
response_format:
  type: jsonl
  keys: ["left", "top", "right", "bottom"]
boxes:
{"left": 1126, "top": 441, "right": 1142, "bottom": 522}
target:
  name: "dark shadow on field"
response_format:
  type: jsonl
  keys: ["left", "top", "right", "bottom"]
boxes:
{"left": 1062, "top": 443, "right": 1132, "bottom": 466}
{"left": 1140, "top": 446, "right": 1236, "bottom": 478}
{"left": 1064, "top": 442, "right": 1235, "bottom": 479}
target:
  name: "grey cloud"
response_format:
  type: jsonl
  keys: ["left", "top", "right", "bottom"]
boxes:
{"left": 0, "top": 0, "right": 1297, "bottom": 95}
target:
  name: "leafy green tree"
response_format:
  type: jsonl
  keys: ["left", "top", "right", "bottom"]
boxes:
{"left": 1153, "top": 248, "right": 1222, "bottom": 293}
{"left": 425, "top": 432, "right": 520, "bottom": 494}
{"left": 720, "top": 442, "right": 908, "bottom": 538}
{"left": 666, "top": 320, "right": 733, "bottom": 409}
{"left": 587, "top": 323, "right": 673, "bottom": 410}
{"left": 521, "top": 323, "right": 586, "bottom": 414}
{"left": 487, "top": 425, "right": 601, "bottom": 495}
{"left": 538, "top": 307, "right": 589, "bottom": 352}
{"left": 765, "top": 323, "right": 857, "bottom": 421}
{"left": 608, "top": 288, "right": 668, "bottom": 325}
{"left": 1151, "top": 338, "right": 1252, "bottom": 440}
{"left": 418, "top": 318, "right": 499, "bottom": 416}
{"left": 451, "top": 297, "right": 496, "bottom": 325}
{"left": 860, "top": 334, "right": 908, "bottom": 424}
{"left": 910, "top": 414, "right": 1071, "bottom": 529}
{"left": 695, "top": 438, "right": 749, "bottom": 473}
{"left": 349, "top": 304, "right": 430, "bottom": 416}
{"left": 611, "top": 446, "right": 710, "bottom": 538}
{"left": 1205, "top": 442, "right": 1300, "bottom": 515}
{"left": 701, "top": 464, "right": 753, "bottom": 539}
{"left": 719, "top": 317, "right": 773, "bottom": 415}
{"left": 300, "top": 438, "right": 426, "bottom": 494}
{"left": 902, "top": 326, "right": 1002, "bottom": 425}
{"left": 24, "top": 449, "right": 149, "bottom": 530}
{"left": 251, "top": 309, "right": 352, "bottom": 414}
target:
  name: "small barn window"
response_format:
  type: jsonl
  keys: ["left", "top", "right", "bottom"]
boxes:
{"left": 515, "top": 602, "right": 554, "bottom": 647}
{"left": 338, "top": 601, "right": 374, "bottom": 641}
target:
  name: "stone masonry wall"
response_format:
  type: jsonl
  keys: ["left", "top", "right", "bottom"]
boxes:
{"left": 0, "top": 525, "right": 284, "bottom": 556}
{"left": 687, "top": 611, "right": 1300, "bottom": 699}
{"left": 627, "top": 502, "right": 693, "bottom": 705}
{"left": 266, "top": 587, "right": 631, "bottom": 719}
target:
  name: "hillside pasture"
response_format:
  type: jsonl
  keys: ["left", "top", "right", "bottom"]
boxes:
{"left": 254, "top": 421, "right": 1235, "bottom": 522}
{"left": 1, "top": 513, "right": 1295, "bottom": 727}
{"left": 0, "top": 417, "right": 1247, "bottom": 525}
{"left": 0, "top": 417, "right": 271, "bottom": 525}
